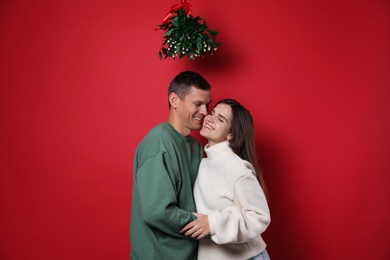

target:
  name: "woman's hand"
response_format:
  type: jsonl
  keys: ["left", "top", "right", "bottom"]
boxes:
{"left": 180, "top": 213, "right": 210, "bottom": 240}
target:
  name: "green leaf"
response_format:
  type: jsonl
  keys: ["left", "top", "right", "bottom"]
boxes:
{"left": 172, "top": 19, "right": 179, "bottom": 27}
{"left": 165, "top": 29, "right": 174, "bottom": 37}
{"left": 207, "top": 29, "right": 219, "bottom": 37}
{"left": 196, "top": 38, "right": 202, "bottom": 51}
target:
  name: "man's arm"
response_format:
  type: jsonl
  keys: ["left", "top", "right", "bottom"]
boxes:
{"left": 135, "top": 152, "right": 196, "bottom": 237}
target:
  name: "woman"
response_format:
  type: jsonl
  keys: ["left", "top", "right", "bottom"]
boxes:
{"left": 180, "top": 99, "right": 271, "bottom": 260}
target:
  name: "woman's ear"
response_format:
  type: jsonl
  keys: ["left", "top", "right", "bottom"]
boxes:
{"left": 227, "top": 133, "right": 233, "bottom": 141}
{"left": 169, "top": 92, "right": 178, "bottom": 109}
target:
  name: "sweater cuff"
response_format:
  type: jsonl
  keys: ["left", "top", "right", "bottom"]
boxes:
{"left": 208, "top": 211, "right": 217, "bottom": 236}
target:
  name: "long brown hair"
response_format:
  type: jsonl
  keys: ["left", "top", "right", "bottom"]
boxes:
{"left": 216, "top": 99, "right": 268, "bottom": 198}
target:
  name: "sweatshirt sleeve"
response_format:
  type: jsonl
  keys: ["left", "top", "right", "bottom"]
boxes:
{"left": 208, "top": 173, "right": 270, "bottom": 244}
{"left": 135, "top": 152, "right": 196, "bottom": 238}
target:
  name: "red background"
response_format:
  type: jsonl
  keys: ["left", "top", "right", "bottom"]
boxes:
{"left": 1, "top": 0, "right": 389, "bottom": 259}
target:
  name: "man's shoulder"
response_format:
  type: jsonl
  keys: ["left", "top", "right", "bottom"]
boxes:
{"left": 144, "top": 122, "right": 172, "bottom": 137}
{"left": 139, "top": 122, "right": 202, "bottom": 151}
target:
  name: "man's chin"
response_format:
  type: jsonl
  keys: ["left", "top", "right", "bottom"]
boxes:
{"left": 190, "top": 123, "right": 202, "bottom": 130}
{"left": 191, "top": 120, "right": 203, "bottom": 129}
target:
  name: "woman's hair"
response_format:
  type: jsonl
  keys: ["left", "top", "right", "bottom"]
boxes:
{"left": 216, "top": 99, "right": 268, "bottom": 197}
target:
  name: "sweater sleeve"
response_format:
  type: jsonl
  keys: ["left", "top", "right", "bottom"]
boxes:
{"left": 135, "top": 152, "right": 196, "bottom": 238}
{"left": 208, "top": 173, "right": 270, "bottom": 244}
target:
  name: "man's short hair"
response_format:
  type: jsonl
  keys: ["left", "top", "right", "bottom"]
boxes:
{"left": 168, "top": 70, "right": 211, "bottom": 100}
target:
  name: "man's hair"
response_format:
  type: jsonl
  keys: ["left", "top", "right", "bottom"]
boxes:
{"left": 168, "top": 70, "right": 211, "bottom": 100}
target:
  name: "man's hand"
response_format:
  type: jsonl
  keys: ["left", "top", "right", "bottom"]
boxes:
{"left": 179, "top": 213, "right": 210, "bottom": 240}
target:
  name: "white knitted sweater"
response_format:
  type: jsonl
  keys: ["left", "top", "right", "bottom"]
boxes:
{"left": 194, "top": 141, "right": 270, "bottom": 260}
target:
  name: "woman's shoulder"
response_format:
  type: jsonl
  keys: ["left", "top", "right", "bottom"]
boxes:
{"left": 222, "top": 152, "right": 255, "bottom": 178}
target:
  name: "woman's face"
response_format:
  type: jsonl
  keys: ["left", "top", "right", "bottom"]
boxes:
{"left": 200, "top": 103, "right": 233, "bottom": 147}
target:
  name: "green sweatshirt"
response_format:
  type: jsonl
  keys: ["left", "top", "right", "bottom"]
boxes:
{"left": 130, "top": 122, "right": 203, "bottom": 260}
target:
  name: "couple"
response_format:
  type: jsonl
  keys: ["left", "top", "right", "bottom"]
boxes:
{"left": 130, "top": 71, "right": 271, "bottom": 260}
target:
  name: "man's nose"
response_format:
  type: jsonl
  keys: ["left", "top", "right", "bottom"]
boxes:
{"left": 200, "top": 104, "right": 208, "bottom": 115}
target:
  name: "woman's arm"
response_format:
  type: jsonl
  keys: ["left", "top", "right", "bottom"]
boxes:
{"left": 179, "top": 213, "right": 210, "bottom": 239}
{"left": 181, "top": 173, "right": 270, "bottom": 244}
{"left": 208, "top": 173, "right": 270, "bottom": 244}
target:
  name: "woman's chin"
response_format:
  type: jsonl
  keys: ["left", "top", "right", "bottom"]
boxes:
{"left": 199, "top": 129, "right": 207, "bottom": 138}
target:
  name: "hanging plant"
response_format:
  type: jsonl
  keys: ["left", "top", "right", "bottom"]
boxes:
{"left": 156, "top": 0, "right": 222, "bottom": 61}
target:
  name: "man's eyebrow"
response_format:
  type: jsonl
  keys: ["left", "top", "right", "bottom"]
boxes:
{"left": 194, "top": 100, "right": 207, "bottom": 104}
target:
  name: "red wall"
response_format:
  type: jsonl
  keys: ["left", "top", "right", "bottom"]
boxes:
{"left": 1, "top": 0, "right": 389, "bottom": 259}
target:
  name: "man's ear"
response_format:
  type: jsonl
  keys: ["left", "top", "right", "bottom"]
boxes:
{"left": 169, "top": 92, "right": 178, "bottom": 109}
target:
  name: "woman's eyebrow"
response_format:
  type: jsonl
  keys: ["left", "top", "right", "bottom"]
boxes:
{"left": 218, "top": 113, "right": 228, "bottom": 122}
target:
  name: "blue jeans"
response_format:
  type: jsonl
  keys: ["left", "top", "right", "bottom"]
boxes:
{"left": 248, "top": 249, "right": 270, "bottom": 260}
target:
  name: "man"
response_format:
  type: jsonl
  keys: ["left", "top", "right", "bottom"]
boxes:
{"left": 130, "top": 71, "right": 212, "bottom": 260}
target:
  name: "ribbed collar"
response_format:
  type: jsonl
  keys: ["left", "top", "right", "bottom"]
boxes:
{"left": 204, "top": 140, "right": 231, "bottom": 159}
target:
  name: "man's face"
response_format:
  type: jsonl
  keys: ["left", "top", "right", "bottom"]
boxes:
{"left": 176, "top": 86, "right": 211, "bottom": 133}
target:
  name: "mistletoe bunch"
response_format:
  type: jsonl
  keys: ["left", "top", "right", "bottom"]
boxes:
{"left": 156, "top": 1, "right": 222, "bottom": 61}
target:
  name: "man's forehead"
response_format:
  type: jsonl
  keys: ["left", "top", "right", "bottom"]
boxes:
{"left": 187, "top": 88, "right": 210, "bottom": 101}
